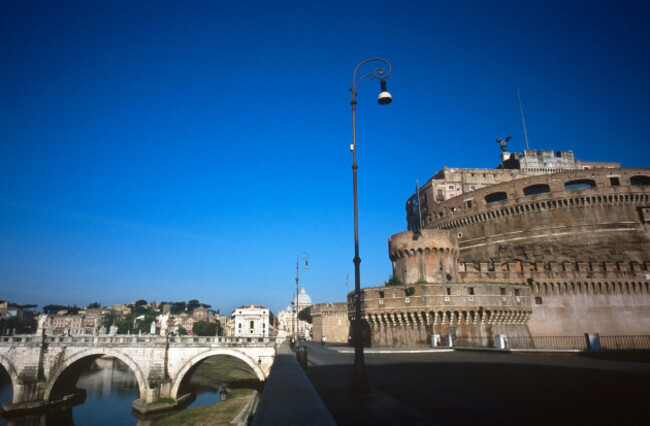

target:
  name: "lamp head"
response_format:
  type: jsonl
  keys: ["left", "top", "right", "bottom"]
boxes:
{"left": 377, "top": 79, "right": 392, "bottom": 105}
{"left": 304, "top": 260, "right": 309, "bottom": 269}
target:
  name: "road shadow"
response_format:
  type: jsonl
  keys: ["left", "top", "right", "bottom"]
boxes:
{"left": 307, "top": 355, "right": 650, "bottom": 425}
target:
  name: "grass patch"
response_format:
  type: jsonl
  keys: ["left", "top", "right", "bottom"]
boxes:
{"left": 156, "top": 388, "right": 253, "bottom": 426}
{"left": 196, "top": 362, "right": 257, "bottom": 382}
{"left": 156, "top": 362, "right": 261, "bottom": 425}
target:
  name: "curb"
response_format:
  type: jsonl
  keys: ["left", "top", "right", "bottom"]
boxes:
{"left": 231, "top": 390, "right": 260, "bottom": 426}
{"left": 327, "top": 345, "right": 589, "bottom": 354}
{"left": 332, "top": 348, "right": 454, "bottom": 354}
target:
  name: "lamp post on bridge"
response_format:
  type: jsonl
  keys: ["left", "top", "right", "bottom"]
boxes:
{"left": 349, "top": 58, "right": 392, "bottom": 394}
{"left": 295, "top": 252, "right": 310, "bottom": 345}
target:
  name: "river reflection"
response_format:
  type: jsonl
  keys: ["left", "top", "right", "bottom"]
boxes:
{"left": 0, "top": 356, "right": 225, "bottom": 425}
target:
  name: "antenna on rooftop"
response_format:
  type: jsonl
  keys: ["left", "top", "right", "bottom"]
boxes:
{"left": 518, "top": 89, "right": 530, "bottom": 150}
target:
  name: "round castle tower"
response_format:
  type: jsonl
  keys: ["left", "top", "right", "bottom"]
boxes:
{"left": 388, "top": 229, "right": 458, "bottom": 284}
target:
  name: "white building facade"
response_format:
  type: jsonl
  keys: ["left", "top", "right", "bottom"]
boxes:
{"left": 231, "top": 305, "right": 270, "bottom": 337}
{"left": 277, "top": 287, "right": 313, "bottom": 340}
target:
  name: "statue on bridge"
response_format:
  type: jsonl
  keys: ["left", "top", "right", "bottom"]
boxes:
{"left": 159, "top": 313, "right": 169, "bottom": 336}
{"left": 36, "top": 315, "right": 48, "bottom": 335}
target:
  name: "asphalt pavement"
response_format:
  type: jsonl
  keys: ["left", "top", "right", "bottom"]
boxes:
{"left": 303, "top": 342, "right": 650, "bottom": 425}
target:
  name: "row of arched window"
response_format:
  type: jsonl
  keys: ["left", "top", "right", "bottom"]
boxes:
{"left": 485, "top": 175, "right": 650, "bottom": 204}
{"left": 436, "top": 193, "right": 649, "bottom": 230}
{"left": 366, "top": 309, "right": 529, "bottom": 325}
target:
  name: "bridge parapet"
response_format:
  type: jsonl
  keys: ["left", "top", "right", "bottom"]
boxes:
{"left": 0, "top": 334, "right": 276, "bottom": 348}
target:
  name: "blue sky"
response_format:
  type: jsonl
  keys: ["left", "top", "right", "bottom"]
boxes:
{"left": 1, "top": 1, "right": 648, "bottom": 315}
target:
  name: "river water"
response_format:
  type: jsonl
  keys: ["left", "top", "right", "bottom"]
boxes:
{"left": 0, "top": 356, "right": 228, "bottom": 425}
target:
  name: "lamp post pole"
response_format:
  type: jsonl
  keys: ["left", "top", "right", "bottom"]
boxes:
{"left": 295, "top": 252, "right": 310, "bottom": 345}
{"left": 349, "top": 58, "right": 392, "bottom": 394}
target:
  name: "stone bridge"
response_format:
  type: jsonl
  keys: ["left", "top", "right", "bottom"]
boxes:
{"left": 0, "top": 333, "right": 277, "bottom": 415}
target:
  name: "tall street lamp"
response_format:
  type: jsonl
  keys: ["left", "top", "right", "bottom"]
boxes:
{"left": 349, "top": 58, "right": 392, "bottom": 394}
{"left": 295, "top": 252, "right": 310, "bottom": 345}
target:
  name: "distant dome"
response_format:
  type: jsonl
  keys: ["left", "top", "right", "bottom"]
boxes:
{"left": 293, "top": 287, "right": 312, "bottom": 307}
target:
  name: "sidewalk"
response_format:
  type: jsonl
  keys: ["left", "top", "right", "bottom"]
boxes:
{"left": 326, "top": 344, "right": 453, "bottom": 354}
{"left": 323, "top": 343, "right": 597, "bottom": 354}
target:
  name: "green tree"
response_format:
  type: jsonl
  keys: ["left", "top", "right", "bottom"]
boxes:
{"left": 177, "top": 326, "right": 187, "bottom": 335}
{"left": 384, "top": 275, "right": 403, "bottom": 287}
{"left": 187, "top": 299, "right": 200, "bottom": 312}
{"left": 98, "top": 310, "right": 134, "bottom": 334}
{"left": 298, "top": 307, "right": 312, "bottom": 324}
{"left": 193, "top": 321, "right": 217, "bottom": 336}
{"left": 117, "top": 313, "right": 135, "bottom": 334}
{"left": 87, "top": 302, "right": 101, "bottom": 309}
{"left": 132, "top": 304, "right": 148, "bottom": 315}
{"left": 170, "top": 302, "right": 186, "bottom": 315}
{"left": 98, "top": 310, "right": 118, "bottom": 330}
{"left": 1, "top": 316, "right": 25, "bottom": 334}
{"left": 133, "top": 308, "right": 158, "bottom": 334}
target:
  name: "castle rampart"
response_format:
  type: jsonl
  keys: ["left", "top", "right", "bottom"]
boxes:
{"left": 357, "top": 154, "right": 649, "bottom": 347}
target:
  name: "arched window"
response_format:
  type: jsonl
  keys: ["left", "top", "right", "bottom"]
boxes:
{"left": 565, "top": 179, "right": 596, "bottom": 190}
{"left": 630, "top": 175, "right": 650, "bottom": 186}
{"left": 485, "top": 192, "right": 508, "bottom": 204}
{"left": 523, "top": 184, "right": 551, "bottom": 196}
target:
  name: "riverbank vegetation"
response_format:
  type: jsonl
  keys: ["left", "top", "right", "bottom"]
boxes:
{"left": 156, "top": 362, "right": 261, "bottom": 426}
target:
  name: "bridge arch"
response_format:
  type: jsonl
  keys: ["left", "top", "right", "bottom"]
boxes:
{"left": 170, "top": 349, "right": 265, "bottom": 400}
{"left": 0, "top": 354, "right": 18, "bottom": 403}
{"left": 44, "top": 348, "right": 148, "bottom": 402}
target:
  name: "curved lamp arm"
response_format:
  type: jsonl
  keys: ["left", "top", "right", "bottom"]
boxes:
{"left": 351, "top": 58, "right": 392, "bottom": 93}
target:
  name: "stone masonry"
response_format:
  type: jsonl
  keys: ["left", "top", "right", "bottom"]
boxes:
{"left": 0, "top": 334, "right": 276, "bottom": 415}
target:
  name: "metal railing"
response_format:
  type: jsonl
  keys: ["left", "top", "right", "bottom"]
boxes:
{"left": 508, "top": 335, "right": 588, "bottom": 350}
{"left": 454, "top": 335, "right": 650, "bottom": 350}
{"left": 600, "top": 335, "right": 650, "bottom": 350}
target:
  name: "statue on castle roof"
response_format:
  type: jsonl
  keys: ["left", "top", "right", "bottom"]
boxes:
{"left": 496, "top": 136, "right": 512, "bottom": 152}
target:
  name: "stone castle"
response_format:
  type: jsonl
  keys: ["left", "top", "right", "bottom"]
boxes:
{"left": 349, "top": 147, "right": 650, "bottom": 347}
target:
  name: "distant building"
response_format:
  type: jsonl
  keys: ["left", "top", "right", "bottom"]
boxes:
{"left": 192, "top": 307, "right": 209, "bottom": 322}
{"left": 47, "top": 314, "right": 84, "bottom": 335}
{"left": 107, "top": 304, "right": 131, "bottom": 315}
{"left": 0, "top": 301, "right": 37, "bottom": 333}
{"left": 277, "top": 287, "right": 313, "bottom": 339}
{"left": 311, "top": 303, "right": 350, "bottom": 343}
{"left": 230, "top": 305, "right": 271, "bottom": 337}
{"left": 80, "top": 308, "right": 103, "bottom": 332}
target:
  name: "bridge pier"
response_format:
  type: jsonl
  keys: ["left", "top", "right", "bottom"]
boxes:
{"left": 3, "top": 377, "right": 88, "bottom": 417}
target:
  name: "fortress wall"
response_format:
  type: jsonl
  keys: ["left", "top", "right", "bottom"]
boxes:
{"left": 422, "top": 167, "right": 650, "bottom": 228}
{"left": 357, "top": 168, "right": 650, "bottom": 346}
{"left": 354, "top": 282, "right": 532, "bottom": 347}
{"left": 388, "top": 230, "right": 458, "bottom": 284}
{"left": 311, "top": 303, "right": 350, "bottom": 343}
{"left": 528, "top": 292, "right": 650, "bottom": 336}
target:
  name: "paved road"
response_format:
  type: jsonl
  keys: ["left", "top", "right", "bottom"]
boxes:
{"left": 304, "top": 342, "right": 650, "bottom": 425}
